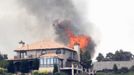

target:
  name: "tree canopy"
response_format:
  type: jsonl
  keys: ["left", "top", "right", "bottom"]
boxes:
{"left": 113, "top": 64, "right": 118, "bottom": 73}
{"left": 80, "top": 50, "right": 92, "bottom": 69}
{"left": 96, "top": 50, "right": 133, "bottom": 62}
{"left": 7, "top": 58, "right": 40, "bottom": 73}
{"left": 96, "top": 53, "right": 104, "bottom": 62}
{"left": 53, "top": 64, "right": 58, "bottom": 74}
{"left": 0, "top": 54, "right": 9, "bottom": 69}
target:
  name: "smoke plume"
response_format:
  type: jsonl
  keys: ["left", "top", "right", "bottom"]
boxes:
{"left": 19, "top": 0, "right": 96, "bottom": 57}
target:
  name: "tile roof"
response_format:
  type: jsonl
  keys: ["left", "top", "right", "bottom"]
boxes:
{"left": 15, "top": 39, "right": 75, "bottom": 51}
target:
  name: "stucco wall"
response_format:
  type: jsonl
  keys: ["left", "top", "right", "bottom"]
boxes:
{"left": 93, "top": 60, "right": 134, "bottom": 71}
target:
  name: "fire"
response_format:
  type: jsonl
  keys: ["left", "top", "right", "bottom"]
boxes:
{"left": 66, "top": 29, "right": 90, "bottom": 49}
{"left": 54, "top": 20, "right": 91, "bottom": 50}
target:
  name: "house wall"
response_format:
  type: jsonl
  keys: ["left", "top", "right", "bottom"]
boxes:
{"left": 56, "top": 49, "right": 78, "bottom": 67}
{"left": 15, "top": 48, "right": 78, "bottom": 69}
{"left": 59, "top": 50, "right": 71, "bottom": 67}
{"left": 93, "top": 60, "right": 134, "bottom": 71}
{"left": 27, "top": 51, "right": 37, "bottom": 57}
{"left": 16, "top": 50, "right": 41, "bottom": 59}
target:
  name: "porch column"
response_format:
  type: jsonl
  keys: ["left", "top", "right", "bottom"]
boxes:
{"left": 72, "top": 63, "right": 74, "bottom": 75}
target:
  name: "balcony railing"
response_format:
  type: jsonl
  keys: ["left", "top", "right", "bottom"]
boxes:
{"left": 14, "top": 54, "right": 37, "bottom": 60}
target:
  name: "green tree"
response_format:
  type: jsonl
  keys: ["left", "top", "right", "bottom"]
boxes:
{"left": 53, "top": 64, "right": 58, "bottom": 74}
{"left": 113, "top": 64, "right": 118, "bottom": 73}
{"left": 106, "top": 52, "right": 114, "bottom": 61}
{"left": 0, "top": 60, "right": 9, "bottom": 69}
{"left": 101, "top": 50, "right": 133, "bottom": 61}
{"left": 114, "top": 50, "right": 133, "bottom": 61}
{"left": 0, "top": 54, "right": 8, "bottom": 60}
{"left": 96, "top": 53, "right": 104, "bottom": 62}
{"left": 7, "top": 61, "right": 15, "bottom": 73}
{"left": 32, "top": 58, "right": 40, "bottom": 70}
{"left": 0, "top": 68, "right": 6, "bottom": 74}
{"left": 7, "top": 58, "right": 40, "bottom": 74}
{"left": 80, "top": 50, "right": 92, "bottom": 70}
{"left": 3, "top": 55, "right": 8, "bottom": 59}
{"left": 20, "top": 60, "right": 30, "bottom": 73}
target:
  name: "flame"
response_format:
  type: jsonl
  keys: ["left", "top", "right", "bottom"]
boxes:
{"left": 66, "top": 29, "right": 90, "bottom": 49}
{"left": 54, "top": 20, "right": 91, "bottom": 51}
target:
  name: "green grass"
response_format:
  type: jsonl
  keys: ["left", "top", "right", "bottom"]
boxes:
{"left": 96, "top": 71, "right": 134, "bottom": 75}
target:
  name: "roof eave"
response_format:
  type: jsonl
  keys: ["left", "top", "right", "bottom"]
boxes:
{"left": 14, "top": 47, "right": 76, "bottom": 52}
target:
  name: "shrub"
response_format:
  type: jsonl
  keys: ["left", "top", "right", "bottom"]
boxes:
{"left": 102, "top": 69, "right": 112, "bottom": 72}
{"left": 32, "top": 70, "right": 39, "bottom": 75}
{"left": 0, "top": 68, "right": 6, "bottom": 74}
{"left": 119, "top": 67, "right": 129, "bottom": 73}
{"left": 20, "top": 60, "right": 30, "bottom": 73}
{"left": 113, "top": 64, "right": 118, "bottom": 73}
{"left": 130, "top": 65, "right": 134, "bottom": 71}
{"left": 0, "top": 60, "right": 9, "bottom": 69}
{"left": 7, "top": 61, "right": 15, "bottom": 73}
{"left": 32, "top": 70, "right": 50, "bottom": 75}
{"left": 32, "top": 58, "right": 40, "bottom": 70}
{"left": 54, "top": 72, "right": 67, "bottom": 75}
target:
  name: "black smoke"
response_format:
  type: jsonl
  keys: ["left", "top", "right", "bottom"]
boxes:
{"left": 18, "top": 0, "right": 96, "bottom": 57}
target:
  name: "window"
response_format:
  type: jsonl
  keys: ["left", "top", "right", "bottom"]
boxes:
{"left": 44, "top": 58, "right": 46, "bottom": 64}
{"left": 46, "top": 58, "right": 48, "bottom": 66}
{"left": 63, "top": 50, "right": 65, "bottom": 54}
{"left": 48, "top": 58, "right": 51, "bottom": 65}
{"left": 69, "top": 52, "right": 74, "bottom": 59}
{"left": 40, "top": 58, "right": 44, "bottom": 67}
{"left": 42, "top": 50, "right": 47, "bottom": 54}
{"left": 40, "top": 58, "right": 43, "bottom": 64}
{"left": 54, "top": 58, "right": 57, "bottom": 64}
{"left": 50, "top": 58, "right": 53, "bottom": 64}
{"left": 57, "top": 58, "right": 59, "bottom": 63}
{"left": 40, "top": 57, "right": 61, "bottom": 67}
{"left": 56, "top": 50, "right": 61, "bottom": 54}
{"left": 25, "top": 52, "right": 27, "bottom": 56}
{"left": 73, "top": 52, "right": 76, "bottom": 59}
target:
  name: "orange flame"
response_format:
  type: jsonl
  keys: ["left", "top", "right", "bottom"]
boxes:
{"left": 66, "top": 29, "right": 90, "bottom": 49}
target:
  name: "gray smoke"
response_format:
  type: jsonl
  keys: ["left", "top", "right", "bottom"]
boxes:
{"left": 18, "top": 0, "right": 84, "bottom": 37}
{"left": 53, "top": 20, "right": 82, "bottom": 45}
{"left": 18, "top": 0, "right": 96, "bottom": 57}
{"left": 19, "top": 0, "right": 86, "bottom": 42}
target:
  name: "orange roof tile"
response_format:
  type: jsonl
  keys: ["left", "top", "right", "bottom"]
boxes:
{"left": 15, "top": 39, "right": 75, "bottom": 51}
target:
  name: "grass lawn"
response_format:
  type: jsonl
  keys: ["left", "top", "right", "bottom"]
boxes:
{"left": 96, "top": 71, "right": 134, "bottom": 75}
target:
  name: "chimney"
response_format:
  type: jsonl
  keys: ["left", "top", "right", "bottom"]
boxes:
{"left": 19, "top": 40, "right": 25, "bottom": 47}
{"left": 73, "top": 43, "right": 80, "bottom": 62}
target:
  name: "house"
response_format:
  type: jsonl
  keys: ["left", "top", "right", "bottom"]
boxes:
{"left": 93, "top": 60, "right": 134, "bottom": 71}
{"left": 13, "top": 40, "right": 82, "bottom": 74}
